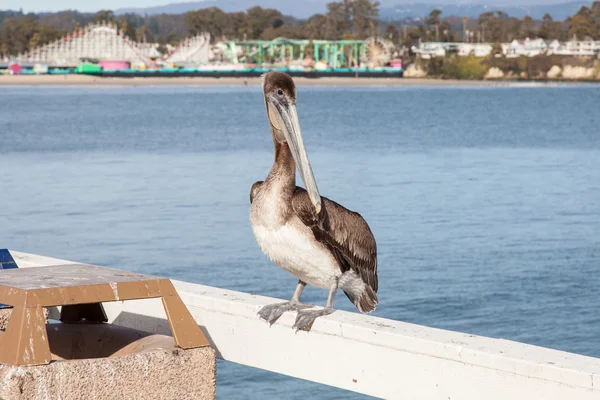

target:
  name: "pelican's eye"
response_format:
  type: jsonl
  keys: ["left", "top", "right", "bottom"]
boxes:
{"left": 277, "top": 89, "right": 284, "bottom": 96}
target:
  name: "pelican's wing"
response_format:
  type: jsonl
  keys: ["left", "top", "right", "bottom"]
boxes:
{"left": 250, "top": 181, "right": 263, "bottom": 204}
{"left": 292, "top": 188, "right": 378, "bottom": 292}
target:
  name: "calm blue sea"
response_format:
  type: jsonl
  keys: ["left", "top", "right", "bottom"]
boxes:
{"left": 1, "top": 84, "right": 599, "bottom": 399}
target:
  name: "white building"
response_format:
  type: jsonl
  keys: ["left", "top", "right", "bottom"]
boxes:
{"left": 457, "top": 43, "right": 493, "bottom": 57}
{"left": 552, "top": 40, "right": 600, "bottom": 56}
{"left": 545, "top": 40, "right": 561, "bottom": 53}
{"left": 507, "top": 38, "right": 548, "bottom": 57}
{"left": 411, "top": 42, "right": 446, "bottom": 58}
{"left": 399, "top": 39, "right": 599, "bottom": 59}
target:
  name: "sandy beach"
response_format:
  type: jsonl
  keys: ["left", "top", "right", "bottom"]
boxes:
{"left": 0, "top": 74, "right": 530, "bottom": 87}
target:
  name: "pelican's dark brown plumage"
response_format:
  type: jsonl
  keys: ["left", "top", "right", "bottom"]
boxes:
{"left": 251, "top": 72, "right": 378, "bottom": 331}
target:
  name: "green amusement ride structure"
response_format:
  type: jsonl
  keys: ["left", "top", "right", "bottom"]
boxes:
{"left": 225, "top": 37, "right": 394, "bottom": 68}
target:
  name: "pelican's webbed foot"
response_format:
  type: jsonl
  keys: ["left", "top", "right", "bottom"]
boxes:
{"left": 258, "top": 302, "right": 313, "bottom": 325}
{"left": 293, "top": 307, "right": 335, "bottom": 332}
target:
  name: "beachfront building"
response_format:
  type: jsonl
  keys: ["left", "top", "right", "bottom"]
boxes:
{"left": 413, "top": 38, "right": 600, "bottom": 58}
{"left": 457, "top": 43, "right": 493, "bottom": 57}
{"left": 506, "top": 38, "right": 550, "bottom": 57}
{"left": 552, "top": 40, "right": 600, "bottom": 56}
{"left": 411, "top": 42, "right": 448, "bottom": 58}
{"left": 545, "top": 40, "right": 561, "bottom": 53}
{"left": 411, "top": 42, "right": 493, "bottom": 58}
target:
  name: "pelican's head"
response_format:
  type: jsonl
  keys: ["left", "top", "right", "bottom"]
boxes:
{"left": 261, "top": 72, "right": 321, "bottom": 214}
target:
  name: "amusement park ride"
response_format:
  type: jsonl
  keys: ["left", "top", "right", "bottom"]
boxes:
{"left": 2, "top": 21, "right": 403, "bottom": 77}
{"left": 215, "top": 36, "right": 395, "bottom": 69}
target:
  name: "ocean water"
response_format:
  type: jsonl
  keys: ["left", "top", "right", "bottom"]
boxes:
{"left": 1, "top": 84, "right": 599, "bottom": 399}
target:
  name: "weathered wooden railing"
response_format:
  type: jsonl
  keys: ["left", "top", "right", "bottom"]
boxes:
{"left": 8, "top": 251, "right": 600, "bottom": 400}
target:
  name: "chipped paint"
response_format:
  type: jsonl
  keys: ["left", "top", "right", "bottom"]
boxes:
{"left": 109, "top": 282, "right": 119, "bottom": 300}
{"left": 456, "top": 346, "right": 463, "bottom": 357}
{"left": 22, "top": 348, "right": 30, "bottom": 363}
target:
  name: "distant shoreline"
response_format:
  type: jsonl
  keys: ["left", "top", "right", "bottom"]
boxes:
{"left": 0, "top": 74, "right": 596, "bottom": 87}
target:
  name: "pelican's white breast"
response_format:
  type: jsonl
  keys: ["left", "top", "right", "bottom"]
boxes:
{"left": 251, "top": 219, "right": 340, "bottom": 289}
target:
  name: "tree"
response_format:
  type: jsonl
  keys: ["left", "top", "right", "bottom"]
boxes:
{"left": 404, "top": 25, "right": 424, "bottom": 47}
{"left": 385, "top": 24, "right": 400, "bottom": 44}
{"left": 539, "top": 13, "right": 553, "bottom": 38}
{"left": 39, "top": 10, "right": 87, "bottom": 31}
{"left": 118, "top": 21, "right": 133, "bottom": 39}
{"left": 227, "top": 12, "right": 246, "bottom": 39}
{"left": 116, "top": 13, "right": 144, "bottom": 39}
{"left": 568, "top": 14, "right": 594, "bottom": 39}
{"left": 538, "top": 13, "right": 566, "bottom": 39}
{"left": 260, "top": 26, "right": 304, "bottom": 40}
{"left": 148, "top": 14, "right": 187, "bottom": 44}
{"left": 491, "top": 41, "right": 503, "bottom": 55}
{"left": 566, "top": 6, "right": 599, "bottom": 40}
{"left": 303, "top": 14, "right": 328, "bottom": 39}
{"left": 29, "top": 32, "right": 40, "bottom": 49}
{"left": 476, "top": 11, "right": 506, "bottom": 43}
{"left": 350, "top": 0, "right": 380, "bottom": 39}
{"left": 185, "top": 7, "right": 232, "bottom": 39}
{"left": 494, "top": 11, "right": 510, "bottom": 42}
{"left": 243, "top": 7, "right": 284, "bottom": 39}
{"left": 520, "top": 16, "right": 537, "bottom": 38}
{"left": 325, "top": 0, "right": 352, "bottom": 39}
{"left": 425, "top": 9, "right": 442, "bottom": 41}
{"left": 0, "top": 17, "right": 63, "bottom": 55}
{"left": 135, "top": 26, "right": 150, "bottom": 43}
{"left": 91, "top": 10, "right": 115, "bottom": 23}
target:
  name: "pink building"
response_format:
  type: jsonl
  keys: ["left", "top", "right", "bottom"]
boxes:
{"left": 99, "top": 60, "right": 131, "bottom": 70}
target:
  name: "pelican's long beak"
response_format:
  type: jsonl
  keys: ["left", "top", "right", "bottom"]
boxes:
{"left": 268, "top": 94, "right": 322, "bottom": 214}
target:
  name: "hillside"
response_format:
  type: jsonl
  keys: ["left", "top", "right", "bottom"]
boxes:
{"left": 115, "top": 0, "right": 591, "bottom": 20}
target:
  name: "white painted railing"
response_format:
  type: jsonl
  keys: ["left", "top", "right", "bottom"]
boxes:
{"left": 8, "top": 251, "right": 600, "bottom": 400}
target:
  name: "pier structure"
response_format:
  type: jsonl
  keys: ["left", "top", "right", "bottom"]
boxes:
{"left": 4, "top": 250, "right": 600, "bottom": 400}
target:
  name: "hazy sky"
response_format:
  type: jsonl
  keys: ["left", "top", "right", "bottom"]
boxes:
{"left": 3, "top": 0, "right": 574, "bottom": 13}
{"left": 4, "top": 0, "right": 176, "bottom": 12}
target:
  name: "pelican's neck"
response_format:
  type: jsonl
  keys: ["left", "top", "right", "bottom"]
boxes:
{"left": 266, "top": 131, "right": 295, "bottom": 189}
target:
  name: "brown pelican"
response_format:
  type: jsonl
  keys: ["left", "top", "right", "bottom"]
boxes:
{"left": 250, "top": 72, "right": 378, "bottom": 332}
